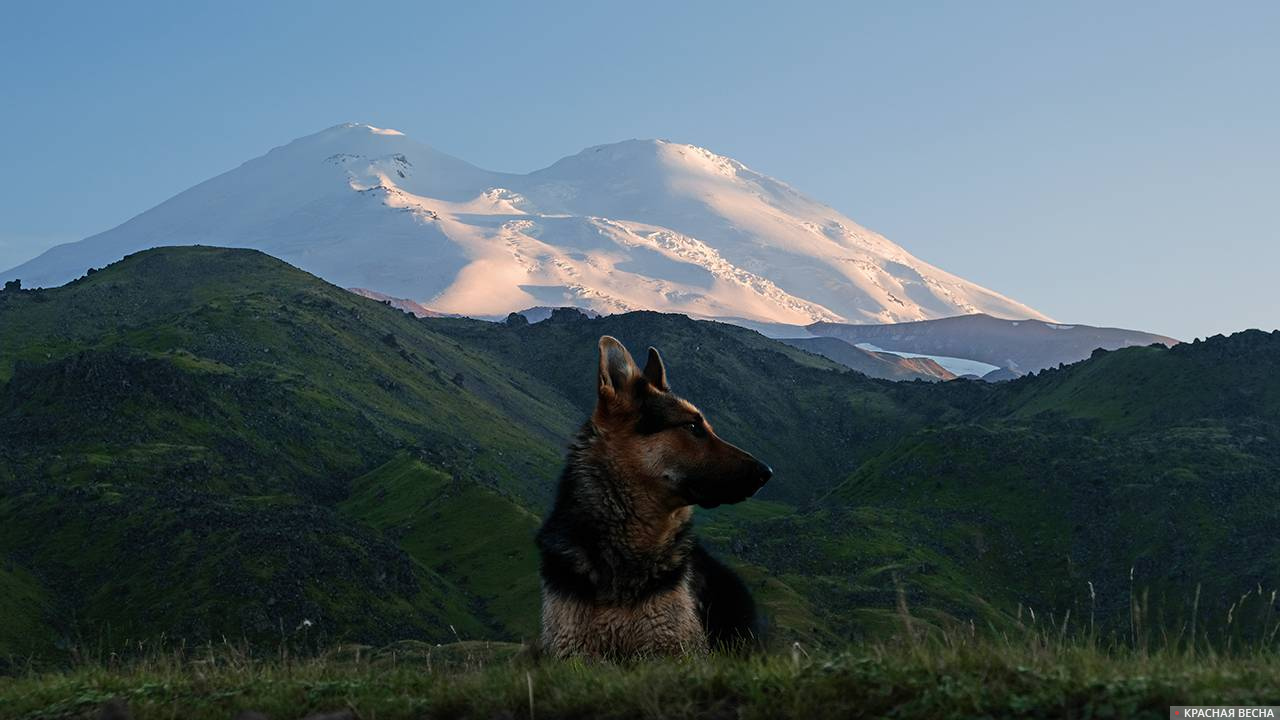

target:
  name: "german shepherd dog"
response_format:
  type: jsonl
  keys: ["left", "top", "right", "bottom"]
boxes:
{"left": 536, "top": 336, "right": 773, "bottom": 659}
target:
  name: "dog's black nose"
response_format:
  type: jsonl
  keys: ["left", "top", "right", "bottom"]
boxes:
{"left": 756, "top": 462, "right": 773, "bottom": 485}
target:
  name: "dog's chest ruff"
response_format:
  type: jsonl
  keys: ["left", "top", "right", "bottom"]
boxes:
{"left": 541, "top": 573, "right": 707, "bottom": 658}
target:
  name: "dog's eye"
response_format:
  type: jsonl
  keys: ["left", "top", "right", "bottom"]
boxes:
{"left": 686, "top": 422, "right": 707, "bottom": 438}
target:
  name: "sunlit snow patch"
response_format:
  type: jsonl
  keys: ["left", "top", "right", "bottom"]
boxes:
{"left": 855, "top": 343, "right": 1000, "bottom": 377}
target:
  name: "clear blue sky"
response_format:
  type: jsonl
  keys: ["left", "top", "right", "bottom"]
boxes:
{"left": 2, "top": 1, "right": 1275, "bottom": 339}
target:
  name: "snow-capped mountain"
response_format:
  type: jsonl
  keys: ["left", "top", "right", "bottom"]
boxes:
{"left": 2, "top": 123, "right": 1049, "bottom": 325}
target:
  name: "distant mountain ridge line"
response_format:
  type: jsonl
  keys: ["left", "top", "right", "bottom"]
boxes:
{"left": 808, "top": 313, "right": 1179, "bottom": 374}
{"left": 338, "top": 285, "right": 1176, "bottom": 381}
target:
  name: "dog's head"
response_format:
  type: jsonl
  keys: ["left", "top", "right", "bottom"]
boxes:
{"left": 591, "top": 335, "right": 772, "bottom": 510}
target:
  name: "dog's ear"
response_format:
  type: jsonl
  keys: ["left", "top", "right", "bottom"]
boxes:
{"left": 597, "top": 336, "right": 638, "bottom": 403}
{"left": 643, "top": 347, "right": 669, "bottom": 391}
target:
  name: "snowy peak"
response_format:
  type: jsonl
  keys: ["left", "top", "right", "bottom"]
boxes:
{"left": 293, "top": 122, "right": 411, "bottom": 145}
{"left": 526, "top": 138, "right": 801, "bottom": 210}
{"left": 1, "top": 124, "right": 1050, "bottom": 326}
{"left": 267, "top": 122, "right": 504, "bottom": 201}
{"left": 540, "top": 139, "right": 745, "bottom": 177}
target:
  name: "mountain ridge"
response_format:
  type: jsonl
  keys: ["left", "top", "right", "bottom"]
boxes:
{"left": 809, "top": 313, "right": 1179, "bottom": 374}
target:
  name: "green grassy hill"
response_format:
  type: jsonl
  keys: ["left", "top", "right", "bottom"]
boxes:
{"left": 814, "top": 332, "right": 1280, "bottom": 642}
{"left": 0, "top": 247, "right": 585, "bottom": 659}
{"left": 339, "top": 454, "right": 543, "bottom": 639}
{"left": 1, "top": 246, "right": 1277, "bottom": 665}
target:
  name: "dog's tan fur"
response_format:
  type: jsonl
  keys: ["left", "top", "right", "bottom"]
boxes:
{"left": 540, "top": 572, "right": 708, "bottom": 657}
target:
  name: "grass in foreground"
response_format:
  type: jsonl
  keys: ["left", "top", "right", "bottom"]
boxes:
{"left": 3, "top": 638, "right": 1280, "bottom": 720}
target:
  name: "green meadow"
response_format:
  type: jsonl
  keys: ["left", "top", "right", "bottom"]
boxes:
{"left": 5, "top": 635, "right": 1280, "bottom": 719}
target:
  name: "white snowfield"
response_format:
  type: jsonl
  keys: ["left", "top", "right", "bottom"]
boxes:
{"left": 854, "top": 343, "right": 1001, "bottom": 378}
{"left": 2, "top": 123, "right": 1050, "bottom": 325}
